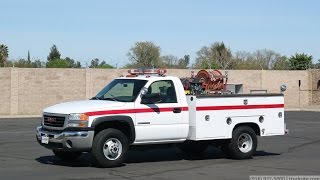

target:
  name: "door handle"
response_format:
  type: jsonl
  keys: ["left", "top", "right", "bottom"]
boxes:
{"left": 173, "top": 107, "right": 182, "bottom": 113}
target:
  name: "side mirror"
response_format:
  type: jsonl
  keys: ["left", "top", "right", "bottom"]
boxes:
{"left": 141, "top": 93, "right": 161, "bottom": 104}
{"left": 140, "top": 87, "right": 162, "bottom": 104}
{"left": 140, "top": 87, "right": 148, "bottom": 98}
{"left": 280, "top": 85, "right": 287, "bottom": 93}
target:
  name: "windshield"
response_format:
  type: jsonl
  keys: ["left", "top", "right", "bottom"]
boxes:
{"left": 92, "top": 79, "right": 148, "bottom": 102}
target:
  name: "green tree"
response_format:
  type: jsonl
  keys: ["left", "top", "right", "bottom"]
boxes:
{"left": 232, "top": 50, "right": 286, "bottom": 70}
{"left": 89, "top": 58, "right": 114, "bottom": 68}
{"left": 13, "top": 59, "right": 32, "bottom": 68}
{"left": 46, "top": 45, "right": 81, "bottom": 68}
{"left": 316, "top": 59, "right": 320, "bottom": 69}
{"left": 160, "top": 54, "right": 190, "bottom": 69}
{"left": 90, "top": 58, "right": 99, "bottom": 68}
{"left": 177, "top": 55, "right": 190, "bottom": 69}
{"left": 231, "top": 51, "right": 252, "bottom": 70}
{"left": 194, "top": 46, "right": 218, "bottom": 69}
{"left": 310, "top": 59, "right": 320, "bottom": 69}
{"left": 5, "top": 60, "right": 13, "bottom": 67}
{"left": 161, "top": 55, "right": 179, "bottom": 68}
{"left": 98, "top": 61, "right": 114, "bottom": 68}
{"left": 289, "top": 53, "right": 313, "bottom": 70}
{"left": 127, "top": 41, "right": 161, "bottom": 67}
{"left": 194, "top": 42, "right": 232, "bottom": 69}
{"left": 47, "top": 45, "right": 61, "bottom": 62}
{"left": 46, "top": 59, "right": 70, "bottom": 68}
{"left": 0, "top": 44, "right": 9, "bottom": 67}
{"left": 272, "top": 56, "right": 290, "bottom": 70}
{"left": 65, "top": 57, "right": 81, "bottom": 68}
{"left": 11, "top": 58, "right": 45, "bottom": 68}
{"left": 252, "top": 49, "right": 281, "bottom": 70}
{"left": 122, "top": 63, "right": 140, "bottom": 69}
{"left": 32, "top": 59, "right": 45, "bottom": 68}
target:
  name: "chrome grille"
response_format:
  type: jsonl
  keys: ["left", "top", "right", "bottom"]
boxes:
{"left": 43, "top": 115, "right": 65, "bottom": 127}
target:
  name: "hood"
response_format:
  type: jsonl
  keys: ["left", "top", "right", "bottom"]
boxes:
{"left": 43, "top": 100, "right": 126, "bottom": 114}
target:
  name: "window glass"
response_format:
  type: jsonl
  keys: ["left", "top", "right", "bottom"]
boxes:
{"left": 147, "top": 80, "right": 177, "bottom": 103}
{"left": 93, "top": 79, "right": 147, "bottom": 102}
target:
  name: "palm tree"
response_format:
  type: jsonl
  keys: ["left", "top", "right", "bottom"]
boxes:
{"left": 0, "top": 44, "right": 9, "bottom": 67}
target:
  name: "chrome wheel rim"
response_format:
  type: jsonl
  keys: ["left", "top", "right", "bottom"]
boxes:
{"left": 103, "top": 138, "right": 123, "bottom": 160}
{"left": 237, "top": 133, "right": 253, "bottom": 153}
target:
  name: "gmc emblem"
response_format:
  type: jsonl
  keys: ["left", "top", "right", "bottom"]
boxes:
{"left": 47, "top": 117, "right": 56, "bottom": 123}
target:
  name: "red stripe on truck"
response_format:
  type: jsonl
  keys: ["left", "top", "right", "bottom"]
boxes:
{"left": 85, "top": 104, "right": 283, "bottom": 116}
{"left": 196, "top": 104, "right": 284, "bottom": 111}
{"left": 86, "top": 107, "right": 189, "bottom": 116}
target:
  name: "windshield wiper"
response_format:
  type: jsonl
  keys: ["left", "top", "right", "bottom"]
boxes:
{"left": 101, "top": 97, "right": 115, "bottom": 101}
{"left": 101, "top": 95, "right": 120, "bottom": 102}
{"left": 90, "top": 97, "right": 101, "bottom": 100}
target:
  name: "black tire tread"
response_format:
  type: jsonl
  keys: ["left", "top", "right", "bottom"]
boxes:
{"left": 91, "top": 128, "right": 128, "bottom": 168}
{"left": 226, "top": 126, "right": 257, "bottom": 159}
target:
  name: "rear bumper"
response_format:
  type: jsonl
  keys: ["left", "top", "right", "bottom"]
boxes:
{"left": 36, "top": 126, "right": 94, "bottom": 152}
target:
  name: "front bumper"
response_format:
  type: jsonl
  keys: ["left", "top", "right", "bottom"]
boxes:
{"left": 36, "top": 126, "right": 94, "bottom": 152}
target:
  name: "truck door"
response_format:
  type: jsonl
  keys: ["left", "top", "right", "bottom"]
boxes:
{"left": 134, "top": 80, "right": 184, "bottom": 142}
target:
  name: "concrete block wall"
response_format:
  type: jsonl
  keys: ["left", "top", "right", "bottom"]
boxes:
{"left": 0, "top": 68, "right": 319, "bottom": 115}
{"left": 0, "top": 68, "right": 11, "bottom": 115}
{"left": 310, "top": 70, "right": 320, "bottom": 105}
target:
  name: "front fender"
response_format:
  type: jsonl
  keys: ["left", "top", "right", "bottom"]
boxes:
{"left": 91, "top": 115, "right": 135, "bottom": 144}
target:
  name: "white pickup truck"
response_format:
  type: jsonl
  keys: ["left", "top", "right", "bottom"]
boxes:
{"left": 36, "top": 69, "right": 287, "bottom": 167}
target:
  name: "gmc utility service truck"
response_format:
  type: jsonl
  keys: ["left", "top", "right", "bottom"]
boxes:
{"left": 36, "top": 69, "right": 288, "bottom": 167}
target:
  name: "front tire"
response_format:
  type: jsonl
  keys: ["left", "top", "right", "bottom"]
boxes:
{"left": 92, "top": 129, "right": 129, "bottom": 168}
{"left": 53, "top": 150, "right": 82, "bottom": 161}
{"left": 223, "top": 126, "right": 257, "bottom": 159}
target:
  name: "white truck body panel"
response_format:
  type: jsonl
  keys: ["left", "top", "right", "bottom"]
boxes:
{"left": 186, "top": 95, "right": 284, "bottom": 140}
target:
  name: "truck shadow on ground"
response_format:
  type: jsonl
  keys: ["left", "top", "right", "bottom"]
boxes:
{"left": 35, "top": 147, "right": 280, "bottom": 168}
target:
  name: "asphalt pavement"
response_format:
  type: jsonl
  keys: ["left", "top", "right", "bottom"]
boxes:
{"left": 0, "top": 111, "right": 319, "bottom": 180}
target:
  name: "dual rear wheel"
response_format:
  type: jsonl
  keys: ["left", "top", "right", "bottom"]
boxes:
{"left": 179, "top": 126, "right": 257, "bottom": 160}
{"left": 221, "top": 126, "right": 257, "bottom": 159}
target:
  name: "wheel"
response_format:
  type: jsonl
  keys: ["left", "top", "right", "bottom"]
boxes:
{"left": 92, "top": 129, "right": 129, "bottom": 168}
{"left": 53, "top": 150, "right": 82, "bottom": 161}
{"left": 179, "top": 140, "right": 208, "bottom": 154}
{"left": 225, "top": 126, "right": 257, "bottom": 159}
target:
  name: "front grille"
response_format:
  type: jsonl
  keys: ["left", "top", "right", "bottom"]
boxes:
{"left": 43, "top": 115, "right": 65, "bottom": 127}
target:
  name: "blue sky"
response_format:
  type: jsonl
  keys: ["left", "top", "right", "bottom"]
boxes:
{"left": 1, "top": 0, "right": 319, "bottom": 67}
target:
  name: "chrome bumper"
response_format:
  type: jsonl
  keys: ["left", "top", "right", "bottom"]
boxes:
{"left": 36, "top": 126, "right": 94, "bottom": 151}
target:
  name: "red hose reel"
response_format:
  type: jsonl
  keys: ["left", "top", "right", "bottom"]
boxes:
{"left": 196, "top": 69, "right": 226, "bottom": 92}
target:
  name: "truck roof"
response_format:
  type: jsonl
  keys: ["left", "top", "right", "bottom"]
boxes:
{"left": 116, "top": 75, "right": 179, "bottom": 81}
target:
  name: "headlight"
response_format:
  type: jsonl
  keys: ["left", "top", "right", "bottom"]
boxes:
{"left": 69, "top": 113, "right": 89, "bottom": 121}
{"left": 68, "top": 113, "right": 89, "bottom": 127}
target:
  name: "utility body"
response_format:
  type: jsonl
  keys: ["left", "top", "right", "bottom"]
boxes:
{"left": 36, "top": 69, "right": 287, "bottom": 167}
